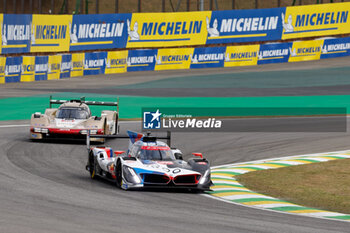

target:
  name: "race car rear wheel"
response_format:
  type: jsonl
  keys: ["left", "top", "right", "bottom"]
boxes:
{"left": 89, "top": 152, "right": 96, "bottom": 179}
{"left": 115, "top": 159, "right": 122, "bottom": 188}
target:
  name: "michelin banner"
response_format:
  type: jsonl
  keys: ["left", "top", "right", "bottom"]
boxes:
{"left": 71, "top": 53, "right": 84, "bottom": 77}
{"left": 83, "top": 51, "right": 107, "bottom": 75}
{"left": 30, "top": 15, "right": 71, "bottom": 53}
{"left": 60, "top": 54, "right": 72, "bottom": 78}
{"left": 0, "top": 56, "right": 5, "bottom": 84}
{"left": 258, "top": 42, "right": 291, "bottom": 65}
{"left": 155, "top": 48, "right": 193, "bottom": 71}
{"left": 5, "top": 56, "right": 22, "bottom": 83}
{"left": 21, "top": 56, "right": 35, "bottom": 82}
{"left": 190, "top": 46, "right": 226, "bottom": 69}
{"left": 1, "top": 3, "right": 350, "bottom": 53}
{"left": 207, "top": 8, "right": 284, "bottom": 45}
{"left": 105, "top": 51, "right": 128, "bottom": 74}
{"left": 282, "top": 2, "right": 350, "bottom": 40}
{"left": 35, "top": 56, "right": 48, "bottom": 81}
{"left": 288, "top": 39, "right": 323, "bottom": 62}
{"left": 224, "top": 44, "right": 260, "bottom": 67}
{"left": 1, "top": 14, "right": 32, "bottom": 54}
{"left": 2, "top": 36, "right": 350, "bottom": 83}
{"left": 321, "top": 37, "right": 350, "bottom": 59}
{"left": 48, "top": 55, "right": 61, "bottom": 80}
{"left": 126, "top": 11, "right": 211, "bottom": 48}
{"left": 127, "top": 49, "right": 157, "bottom": 72}
{"left": 69, "top": 14, "right": 131, "bottom": 51}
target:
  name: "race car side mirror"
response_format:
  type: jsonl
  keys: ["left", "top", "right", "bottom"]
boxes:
{"left": 174, "top": 153, "right": 183, "bottom": 160}
{"left": 34, "top": 112, "right": 41, "bottom": 118}
{"left": 114, "top": 151, "right": 125, "bottom": 156}
{"left": 192, "top": 153, "right": 203, "bottom": 159}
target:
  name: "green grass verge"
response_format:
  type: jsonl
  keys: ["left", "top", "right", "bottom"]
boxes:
{"left": 236, "top": 159, "right": 350, "bottom": 214}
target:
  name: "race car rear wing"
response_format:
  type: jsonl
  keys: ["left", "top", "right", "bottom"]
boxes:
{"left": 49, "top": 96, "right": 119, "bottom": 112}
{"left": 86, "top": 131, "right": 172, "bottom": 150}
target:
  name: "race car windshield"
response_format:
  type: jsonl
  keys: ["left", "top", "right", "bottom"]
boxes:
{"left": 138, "top": 147, "right": 175, "bottom": 161}
{"left": 56, "top": 108, "right": 89, "bottom": 119}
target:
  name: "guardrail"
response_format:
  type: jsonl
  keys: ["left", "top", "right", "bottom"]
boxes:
{"left": 1, "top": 35, "right": 349, "bottom": 84}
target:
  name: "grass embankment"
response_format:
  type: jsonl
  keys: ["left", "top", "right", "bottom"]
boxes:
{"left": 237, "top": 159, "right": 350, "bottom": 214}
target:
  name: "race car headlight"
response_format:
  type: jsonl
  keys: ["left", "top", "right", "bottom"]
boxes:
{"left": 34, "top": 128, "right": 41, "bottom": 133}
{"left": 41, "top": 128, "right": 48, "bottom": 134}
{"left": 80, "top": 130, "right": 88, "bottom": 135}
{"left": 123, "top": 166, "right": 141, "bottom": 184}
{"left": 199, "top": 169, "right": 210, "bottom": 185}
{"left": 90, "top": 130, "right": 98, "bottom": 134}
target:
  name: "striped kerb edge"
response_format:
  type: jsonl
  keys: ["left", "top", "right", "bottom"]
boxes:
{"left": 205, "top": 150, "right": 350, "bottom": 222}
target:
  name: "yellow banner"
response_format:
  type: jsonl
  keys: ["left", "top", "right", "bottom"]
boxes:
{"left": 0, "top": 56, "right": 5, "bottom": 83}
{"left": 30, "top": 15, "right": 71, "bottom": 52}
{"left": 155, "top": 48, "right": 194, "bottom": 71}
{"left": 48, "top": 55, "right": 61, "bottom": 80}
{"left": 21, "top": 56, "right": 35, "bottom": 82}
{"left": 105, "top": 51, "right": 128, "bottom": 74}
{"left": 288, "top": 39, "right": 323, "bottom": 62}
{"left": 224, "top": 45, "right": 259, "bottom": 67}
{"left": 0, "top": 14, "right": 3, "bottom": 54}
{"left": 71, "top": 53, "right": 84, "bottom": 77}
{"left": 282, "top": 3, "right": 350, "bottom": 39}
{"left": 126, "top": 11, "right": 211, "bottom": 48}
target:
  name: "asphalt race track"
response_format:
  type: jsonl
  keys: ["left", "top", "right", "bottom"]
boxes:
{"left": 1, "top": 57, "right": 350, "bottom": 233}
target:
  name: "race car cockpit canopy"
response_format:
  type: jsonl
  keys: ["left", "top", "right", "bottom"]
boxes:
{"left": 56, "top": 107, "right": 90, "bottom": 120}
{"left": 137, "top": 145, "right": 175, "bottom": 161}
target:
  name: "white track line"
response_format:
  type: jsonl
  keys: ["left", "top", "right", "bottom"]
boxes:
{"left": 0, "top": 124, "right": 30, "bottom": 128}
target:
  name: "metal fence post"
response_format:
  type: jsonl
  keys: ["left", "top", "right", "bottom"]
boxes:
{"left": 21, "top": 0, "right": 25, "bottom": 13}
{"left": 13, "top": 0, "right": 17, "bottom": 13}
{"left": 96, "top": 0, "right": 99, "bottom": 14}
{"left": 39, "top": 0, "right": 42, "bottom": 13}
{"left": 29, "top": 0, "right": 32, "bottom": 13}
{"left": 162, "top": 0, "right": 165, "bottom": 12}
{"left": 138, "top": 0, "right": 141, "bottom": 12}
{"left": 200, "top": 0, "right": 204, "bottom": 11}
{"left": 51, "top": 0, "right": 55, "bottom": 14}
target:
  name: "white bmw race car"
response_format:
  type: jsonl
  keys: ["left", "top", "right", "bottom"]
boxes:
{"left": 30, "top": 97, "right": 119, "bottom": 141}
{"left": 86, "top": 131, "right": 212, "bottom": 191}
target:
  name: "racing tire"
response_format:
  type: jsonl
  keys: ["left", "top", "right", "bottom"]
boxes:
{"left": 115, "top": 159, "right": 123, "bottom": 188}
{"left": 89, "top": 152, "right": 96, "bottom": 179}
{"left": 114, "top": 113, "right": 119, "bottom": 135}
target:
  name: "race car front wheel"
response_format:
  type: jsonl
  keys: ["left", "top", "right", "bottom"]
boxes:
{"left": 115, "top": 160, "right": 122, "bottom": 188}
{"left": 89, "top": 152, "right": 96, "bottom": 179}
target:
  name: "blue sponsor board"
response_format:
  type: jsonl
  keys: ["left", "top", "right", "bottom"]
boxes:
{"left": 207, "top": 8, "right": 285, "bottom": 44}
{"left": 69, "top": 14, "right": 131, "bottom": 51}
{"left": 127, "top": 49, "right": 157, "bottom": 72}
{"left": 190, "top": 46, "right": 225, "bottom": 69}
{"left": 321, "top": 37, "right": 350, "bottom": 59}
{"left": 258, "top": 42, "right": 291, "bottom": 65}
{"left": 60, "top": 54, "right": 72, "bottom": 78}
{"left": 34, "top": 56, "right": 48, "bottom": 81}
{"left": 5, "top": 56, "right": 22, "bottom": 82}
{"left": 83, "top": 51, "right": 107, "bottom": 75}
{"left": 2, "top": 14, "right": 32, "bottom": 54}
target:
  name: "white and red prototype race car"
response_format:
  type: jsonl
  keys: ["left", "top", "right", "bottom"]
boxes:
{"left": 86, "top": 131, "right": 212, "bottom": 191}
{"left": 30, "top": 97, "right": 119, "bottom": 141}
